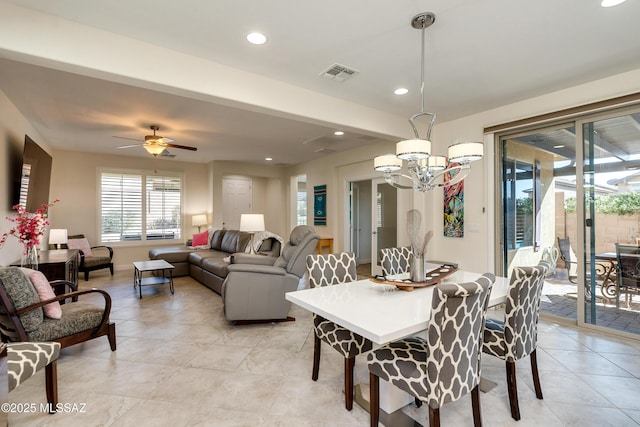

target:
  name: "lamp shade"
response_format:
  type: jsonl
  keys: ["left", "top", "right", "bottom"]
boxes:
{"left": 396, "top": 139, "right": 431, "bottom": 160}
{"left": 239, "top": 214, "right": 265, "bottom": 232}
{"left": 192, "top": 214, "right": 208, "bottom": 227}
{"left": 49, "top": 229, "right": 68, "bottom": 245}
{"left": 448, "top": 141, "right": 483, "bottom": 163}
{"left": 374, "top": 154, "right": 402, "bottom": 172}
{"left": 418, "top": 155, "right": 447, "bottom": 171}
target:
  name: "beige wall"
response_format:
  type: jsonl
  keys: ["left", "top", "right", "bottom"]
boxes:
{"left": 0, "top": 88, "right": 54, "bottom": 266}
{"left": 3, "top": 67, "right": 640, "bottom": 274}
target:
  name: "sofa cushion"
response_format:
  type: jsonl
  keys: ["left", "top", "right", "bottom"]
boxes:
{"left": 220, "top": 230, "right": 241, "bottom": 253}
{"left": 20, "top": 268, "right": 62, "bottom": 320}
{"left": 67, "top": 238, "right": 94, "bottom": 257}
{"left": 149, "top": 247, "right": 193, "bottom": 263}
{"left": 192, "top": 230, "right": 209, "bottom": 247}
{"left": 210, "top": 230, "right": 226, "bottom": 251}
{"left": 202, "top": 257, "right": 231, "bottom": 278}
{"left": 0, "top": 267, "right": 44, "bottom": 333}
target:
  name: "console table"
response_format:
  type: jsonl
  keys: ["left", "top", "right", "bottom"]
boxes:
{"left": 11, "top": 249, "right": 79, "bottom": 294}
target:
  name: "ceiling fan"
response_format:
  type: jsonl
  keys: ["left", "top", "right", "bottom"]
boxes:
{"left": 115, "top": 125, "right": 197, "bottom": 156}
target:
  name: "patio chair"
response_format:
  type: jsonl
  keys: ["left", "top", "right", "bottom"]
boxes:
{"left": 614, "top": 243, "right": 640, "bottom": 308}
{"left": 556, "top": 237, "right": 608, "bottom": 300}
{"left": 306, "top": 252, "right": 373, "bottom": 411}
{"left": 367, "top": 273, "right": 495, "bottom": 427}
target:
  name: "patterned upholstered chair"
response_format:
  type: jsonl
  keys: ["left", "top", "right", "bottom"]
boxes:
{"left": 368, "top": 273, "right": 495, "bottom": 427}
{"left": 0, "top": 267, "right": 116, "bottom": 351}
{"left": 306, "top": 252, "right": 373, "bottom": 410}
{"left": 380, "top": 246, "right": 412, "bottom": 276}
{"left": 482, "top": 261, "right": 549, "bottom": 421}
{"left": 1, "top": 342, "right": 61, "bottom": 413}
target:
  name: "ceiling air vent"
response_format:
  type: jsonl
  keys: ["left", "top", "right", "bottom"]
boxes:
{"left": 314, "top": 147, "right": 336, "bottom": 154}
{"left": 320, "top": 63, "right": 359, "bottom": 82}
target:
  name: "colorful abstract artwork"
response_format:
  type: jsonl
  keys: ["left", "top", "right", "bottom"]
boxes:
{"left": 314, "top": 185, "right": 327, "bottom": 226}
{"left": 443, "top": 163, "right": 464, "bottom": 237}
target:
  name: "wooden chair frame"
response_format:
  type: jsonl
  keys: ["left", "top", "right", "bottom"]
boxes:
{"left": 0, "top": 279, "right": 116, "bottom": 351}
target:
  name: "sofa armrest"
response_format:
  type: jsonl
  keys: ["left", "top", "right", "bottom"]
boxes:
{"left": 231, "top": 253, "right": 278, "bottom": 266}
{"left": 227, "top": 264, "right": 285, "bottom": 276}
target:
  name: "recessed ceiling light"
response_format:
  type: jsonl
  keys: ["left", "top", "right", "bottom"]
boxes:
{"left": 553, "top": 144, "right": 565, "bottom": 149}
{"left": 247, "top": 32, "right": 267, "bottom": 45}
{"left": 601, "top": 0, "right": 627, "bottom": 7}
{"left": 394, "top": 88, "right": 408, "bottom": 95}
{"left": 265, "top": 157, "right": 272, "bottom": 161}
{"left": 334, "top": 131, "right": 344, "bottom": 136}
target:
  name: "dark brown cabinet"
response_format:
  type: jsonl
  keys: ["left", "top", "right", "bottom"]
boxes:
{"left": 12, "top": 249, "right": 79, "bottom": 293}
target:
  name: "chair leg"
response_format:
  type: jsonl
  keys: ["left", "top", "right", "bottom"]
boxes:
{"left": 84, "top": 271, "right": 89, "bottom": 281}
{"left": 107, "top": 322, "right": 117, "bottom": 351}
{"left": 345, "top": 357, "right": 355, "bottom": 410}
{"left": 312, "top": 335, "right": 321, "bottom": 381}
{"left": 109, "top": 264, "right": 114, "bottom": 275}
{"left": 428, "top": 406, "right": 441, "bottom": 427}
{"left": 369, "top": 372, "right": 379, "bottom": 427}
{"left": 530, "top": 349, "right": 543, "bottom": 400}
{"left": 45, "top": 361, "right": 58, "bottom": 413}
{"left": 506, "top": 360, "right": 521, "bottom": 421}
{"left": 471, "top": 384, "right": 482, "bottom": 427}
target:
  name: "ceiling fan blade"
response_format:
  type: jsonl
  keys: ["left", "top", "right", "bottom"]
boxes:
{"left": 112, "top": 135, "right": 141, "bottom": 142}
{"left": 165, "top": 143, "right": 197, "bottom": 151}
{"left": 117, "top": 144, "right": 142, "bottom": 149}
{"left": 160, "top": 149, "right": 176, "bottom": 158}
{"left": 159, "top": 137, "right": 174, "bottom": 143}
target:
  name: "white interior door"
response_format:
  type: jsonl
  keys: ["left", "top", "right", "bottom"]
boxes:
{"left": 222, "top": 177, "right": 251, "bottom": 229}
{"left": 371, "top": 178, "right": 397, "bottom": 276}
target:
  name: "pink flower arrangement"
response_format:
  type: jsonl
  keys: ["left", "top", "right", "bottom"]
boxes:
{"left": 0, "top": 200, "right": 58, "bottom": 254}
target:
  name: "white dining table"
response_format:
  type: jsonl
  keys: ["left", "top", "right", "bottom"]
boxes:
{"left": 286, "top": 264, "right": 510, "bottom": 416}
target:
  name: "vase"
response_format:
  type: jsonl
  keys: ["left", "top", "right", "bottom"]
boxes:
{"left": 21, "top": 245, "right": 38, "bottom": 270}
{"left": 410, "top": 253, "right": 425, "bottom": 282}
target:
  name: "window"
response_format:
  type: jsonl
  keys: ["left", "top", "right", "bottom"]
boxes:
{"left": 100, "top": 170, "right": 182, "bottom": 242}
{"left": 295, "top": 175, "right": 307, "bottom": 225}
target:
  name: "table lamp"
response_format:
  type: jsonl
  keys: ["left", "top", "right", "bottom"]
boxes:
{"left": 49, "top": 229, "right": 68, "bottom": 249}
{"left": 192, "top": 214, "right": 208, "bottom": 232}
{"left": 239, "top": 214, "right": 265, "bottom": 254}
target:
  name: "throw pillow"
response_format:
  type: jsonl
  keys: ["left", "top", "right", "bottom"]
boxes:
{"left": 67, "top": 238, "right": 94, "bottom": 257}
{"left": 191, "top": 230, "right": 209, "bottom": 249}
{"left": 19, "top": 268, "right": 62, "bottom": 319}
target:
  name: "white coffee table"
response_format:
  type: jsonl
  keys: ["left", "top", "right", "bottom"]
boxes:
{"left": 132, "top": 259, "right": 175, "bottom": 298}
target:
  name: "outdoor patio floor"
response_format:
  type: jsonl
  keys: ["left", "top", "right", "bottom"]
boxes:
{"left": 541, "top": 270, "right": 640, "bottom": 336}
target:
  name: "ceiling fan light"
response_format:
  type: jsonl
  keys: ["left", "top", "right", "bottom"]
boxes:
{"left": 396, "top": 139, "right": 431, "bottom": 160}
{"left": 144, "top": 143, "right": 166, "bottom": 156}
{"left": 374, "top": 154, "right": 402, "bottom": 172}
{"left": 448, "top": 141, "right": 483, "bottom": 163}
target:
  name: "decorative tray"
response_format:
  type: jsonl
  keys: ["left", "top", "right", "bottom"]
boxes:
{"left": 369, "top": 265, "right": 458, "bottom": 291}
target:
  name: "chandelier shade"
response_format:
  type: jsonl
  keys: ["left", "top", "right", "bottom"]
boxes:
{"left": 373, "top": 12, "right": 483, "bottom": 192}
{"left": 374, "top": 154, "right": 403, "bottom": 172}
{"left": 396, "top": 139, "right": 431, "bottom": 160}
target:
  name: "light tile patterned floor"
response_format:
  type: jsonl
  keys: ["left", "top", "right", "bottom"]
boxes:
{"left": 7, "top": 270, "right": 640, "bottom": 426}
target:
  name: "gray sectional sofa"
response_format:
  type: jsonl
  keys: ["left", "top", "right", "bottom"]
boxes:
{"left": 148, "top": 229, "right": 280, "bottom": 294}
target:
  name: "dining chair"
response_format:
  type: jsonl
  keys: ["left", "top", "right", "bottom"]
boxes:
{"left": 3, "top": 342, "right": 60, "bottom": 413}
{"left": 482, "top": 261, "right": 549, "bottom": 421}
{"left": 367, "top": 273, "right": 495, "bottom": 427}
{"left": 306, "top": 252, "right": 373, "bottom": 410}
{"left": 614, "top": 243, "right": 640, "bottom": 308}
{"left": 380, "top": 246, "right": 413, "bottom": 276}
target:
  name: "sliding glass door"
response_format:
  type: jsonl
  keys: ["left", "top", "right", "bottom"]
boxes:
{"left": 498, "top": 105, "right": 640, "bottom": 337}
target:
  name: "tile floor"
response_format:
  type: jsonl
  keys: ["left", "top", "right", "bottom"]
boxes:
{"left": 7, "top": 270, "right": 640, "bottom": 426}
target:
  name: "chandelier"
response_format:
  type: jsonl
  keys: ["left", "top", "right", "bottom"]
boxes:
{"left": 374, "top": 12, "right": 483, "bottom": 192}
